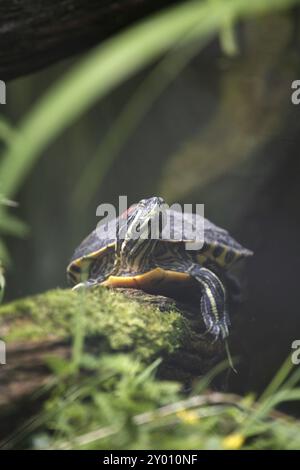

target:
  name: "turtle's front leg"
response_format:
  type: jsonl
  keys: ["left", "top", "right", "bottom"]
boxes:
{"left": 72, "top": 279, "right": 99, "bottom": 291}
{"left": 187, "top": 263, "right": 230, "bottom": 340}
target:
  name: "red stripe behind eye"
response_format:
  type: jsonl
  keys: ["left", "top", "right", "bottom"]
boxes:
{"left": 120, "top": 204, "right": 137, "bottom": 219}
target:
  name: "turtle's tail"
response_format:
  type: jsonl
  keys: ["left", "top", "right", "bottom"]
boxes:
{"left": 225, "top": 339, "right": 237, "bottom": 374}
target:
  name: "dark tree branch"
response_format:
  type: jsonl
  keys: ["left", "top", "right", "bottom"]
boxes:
{"left": 0, "top": 0, "right": 182, "bottom": 80}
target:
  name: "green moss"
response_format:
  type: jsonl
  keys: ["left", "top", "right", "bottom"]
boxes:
{"left": 0, "top": 287, "right": 185, "bottom": 361}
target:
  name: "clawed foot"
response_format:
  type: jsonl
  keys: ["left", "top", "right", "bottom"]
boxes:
{"left": 200, "top": 310, "right": 230, "bottom": 341}
{"left": 72, "top": 279, "right": 98, "bottom": 291}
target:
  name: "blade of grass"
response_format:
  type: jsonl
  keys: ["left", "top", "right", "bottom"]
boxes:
{"left": 259, "top": 355, "right": 294, "bottom": 403}
{"left": 0, "top": 211, "right": 29, "bottom": 237}
{"left": 0, "top": 117, "right": 15, "bottom": 145}
{"left": 239, "top": 358, "right": 298, "bottom": 436}
{"left": 280, "top": 364, "right": 300, "bottom": 390}
{"left": 219, "top": 16, "right": 239, "bottom": 56}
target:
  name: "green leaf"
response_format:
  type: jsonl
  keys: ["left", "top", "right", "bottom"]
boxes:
{"left": 219, "top": 16, "right": 239, "bottom": 56}
{"left": 0, "top": 116, "right": 15, "bottom": 145}
{"left": 0, "top": 211, "right": 29, "bottom": 237}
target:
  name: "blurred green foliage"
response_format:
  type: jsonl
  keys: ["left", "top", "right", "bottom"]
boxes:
{"left": 22, "top": 353, "right": 300, "bottom": 450}
{"left": 29, "top": 304, "right": 300, "bottom": 450}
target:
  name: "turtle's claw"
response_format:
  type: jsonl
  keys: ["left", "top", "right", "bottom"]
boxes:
{"left": 72, "top": 280, "right": 97, "bottom": 291}
{"left": 201, "top": 309, "right": 230, "bottom": 342}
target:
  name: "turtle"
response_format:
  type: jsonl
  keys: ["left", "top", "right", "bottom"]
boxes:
{"left": 67, "top": 196, "right": 253, "bottom": 341}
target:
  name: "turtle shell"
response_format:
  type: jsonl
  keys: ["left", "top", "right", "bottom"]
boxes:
{"left": 70, "top": 220, "right": 116, "bottom": 263}
{"left": 68, "top": 207, "right": 252, "bottom": 276}
{"left": 159, "top": 209, "right": 252, "bottom": 268}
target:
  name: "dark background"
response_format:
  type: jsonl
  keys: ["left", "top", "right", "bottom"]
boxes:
{"left": 2, "top": 13, "right": 300, "bottom": 394}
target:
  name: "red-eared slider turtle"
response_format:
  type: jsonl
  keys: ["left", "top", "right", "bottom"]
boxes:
{"left": 67, "top": 197, "right": 252, "bottom": 341}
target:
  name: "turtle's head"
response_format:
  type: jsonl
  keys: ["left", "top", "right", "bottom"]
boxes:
{"left": 126, "top": 197, "right": 165, "bottom": 239}
{"left": 119, "top": 197, "right": 165, "bottom": 264}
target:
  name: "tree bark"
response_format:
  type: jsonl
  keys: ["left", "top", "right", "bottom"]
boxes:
{"left": 0, "top": 0, "right": 182, "bottom": 80}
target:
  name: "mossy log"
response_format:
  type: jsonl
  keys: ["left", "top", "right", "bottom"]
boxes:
{"left": 0, "top": 286, "right": 225, "bottom": 439}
